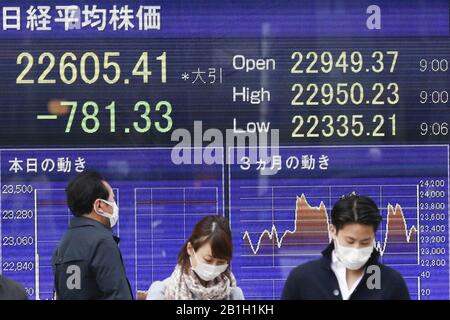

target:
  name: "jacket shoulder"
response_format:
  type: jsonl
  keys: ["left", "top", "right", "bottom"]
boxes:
{"left": 146, "top": 279, "right": 168, "bottom": 300}
{"left": 288, "top": 258, "right": 324, "bottom": 280}
{"left": 376, "top": 263, "right": 409, "bottom": 288}
{"left": 230, "top": 287, "right": 245, "bottom": 300}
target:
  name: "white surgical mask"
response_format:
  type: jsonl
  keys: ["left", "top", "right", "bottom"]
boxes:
{"left": 334, "top": 239, "right": 373, "bottom": 270}
{"left": 95, "top": 199, "right": 119, "bottom": 228}
{"left": 190, "top": 250, "right": 228, "bottom": 281}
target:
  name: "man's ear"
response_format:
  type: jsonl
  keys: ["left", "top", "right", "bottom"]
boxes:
{"left": 329, "top": 224, "right": 337, "bottom": 238}
{"left": 94, "top": 199, "right": 106, "bottom": 214}
{"left": 93, "top": 199, "right": 101, "bottom": 212}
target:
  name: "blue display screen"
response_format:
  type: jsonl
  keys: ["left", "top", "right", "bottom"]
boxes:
{"left": 0, "top": 0, "right": 449, "bottom": 300}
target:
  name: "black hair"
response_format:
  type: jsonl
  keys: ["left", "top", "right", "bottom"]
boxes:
{"left": 65, "top": 170, "right": 109, "bottom": 217}
{"left": 331, "top": 193, "right": 382, "bottom": 232}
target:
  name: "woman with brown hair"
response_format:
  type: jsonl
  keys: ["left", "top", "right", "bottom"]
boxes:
{"left": 145, "top": 215, "right": 244, "bottom": 300}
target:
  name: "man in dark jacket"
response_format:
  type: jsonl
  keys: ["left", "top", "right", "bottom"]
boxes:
{"left": 0, "top": 276, "right": 28, "bottom": 300}
{"left": 52, "top": 170, "right": 133, "bottom": 300}
{"left": 282, "top": 193, "right": 410, "bottom": 300}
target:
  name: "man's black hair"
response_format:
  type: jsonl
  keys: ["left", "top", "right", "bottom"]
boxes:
{"left": 331, "top": 193, "right": 382, "bottom": 232}
{"left": 65, "top": 170, "right": 109, "bottom": 217}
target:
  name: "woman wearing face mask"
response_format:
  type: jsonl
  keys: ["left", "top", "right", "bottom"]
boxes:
{"left": 282, "top": 193, "right": 410, "bottom": 300}
{"left": 145, "top": 215, "right": 244, "bottom": 300}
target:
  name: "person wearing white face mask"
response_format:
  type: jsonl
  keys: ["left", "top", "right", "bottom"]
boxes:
{"left": 282, "top": 193, "right": 410, "bottom": 300}
{"left": 144, "top": 215, "right": 244, "bottom": 300}
{"left": 52, "top": 170, "right": 133, "bottom": 300}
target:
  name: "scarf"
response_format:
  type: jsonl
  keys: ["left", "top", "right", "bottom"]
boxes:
{"left": 164, "top": 264, "right": 236, "bottom": 300}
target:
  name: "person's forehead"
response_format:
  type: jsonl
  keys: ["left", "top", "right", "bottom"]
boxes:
{"left": 196, "top": 242, "right": 228, "bottom": 261}
{"left": 340, "top": 224, "right": 374, "bottom": 237}
{"left": 197, "top": 242, "right": 212, "bottom": 254}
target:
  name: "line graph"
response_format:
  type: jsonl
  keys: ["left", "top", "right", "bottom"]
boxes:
{"left": 229, "top": 145, "right": 448, "bottom": 300}
{"left": 242, "top": 194, "right": 418, "bottom": 257}
{"left": 232, "top": 184, "right": 423, "bottom": 299}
